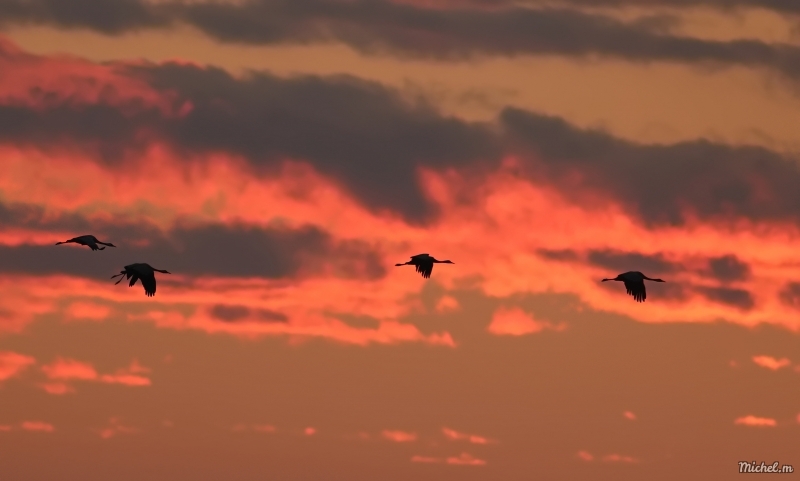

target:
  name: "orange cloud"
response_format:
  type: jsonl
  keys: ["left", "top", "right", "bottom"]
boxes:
{"left": 3, "top": 48, "right": 800, "bottom": 342}
{"left": 446, "top": 452, "right": 486, "bottom": 466}
{"left": 752, "top": 356, "right": 792, "bottom": 370}
{"left": 734, "top": 415, "right": 777, "bottom": 427}
{"left": 41, "top": 358, "right": 98, "bottom": 380}
{"left": 435, "top": 295, "right": 460, "bottom": 312}
{"left": 20, "top": 421, "right": 55, "bottom": 432}
{"left": 0, "top": 36, "right": 183, "bottom": 117}
{"left": 382, "top": 430, "right": 417, "bottom": 443}
{"left": 411, "top": 455, "right": 441, "bottom": 463}
{"left": 577, "top": 451, "right": 594, "bottom": 461}
{"left": 0, "top": 425, "right": 12, "bottom": 432}
{"left": 623, "top": 411, "right": 637, "bottom": 421}
{"left": 603, "top": 454, "right": 639, "bottom": 463}
{"left": 233, "top": 423, "right": 276, "bottom": 433}
{"left": 441, "top": 427, "right": 493, "bottom": 444}
{"left": 41, "top": 358, "right": 151, "bottom": 387}
{"left": 253, "top": 424, "right": 277, "bottom": 433}
{"left": 304, "top": 427, "right": 316, "bottom": 436}
{"left": 99, "top": 360, "right": 152, "bottom": 386}
{"left": 39, "top": 382, "right": 75, "bottom": 395}
{"left": 63, "top": 301, "right": 112, "bottom": 322}
{"left": 0, "top": 351, "right": 35, "bottom": 382}
{"left": 97, "top": 418, "right": 140, "bottom": 439}
{"left": 487, "top": 307, "right": 565, "bottom": 336}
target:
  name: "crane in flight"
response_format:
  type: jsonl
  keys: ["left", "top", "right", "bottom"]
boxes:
{"left": 601, "top": 271, "right": 665, "bottom": 303}
{"left": 55, "top": 235, "right": 116, "bottom": 251}
{"left": 112, "top": 263, "right": 171, "bottom": 297}
{"left": 395, "top": 254, "right": 454, "bottom": 279}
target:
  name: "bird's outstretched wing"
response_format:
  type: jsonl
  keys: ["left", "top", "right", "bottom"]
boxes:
{"left": 410, "top": 253, "right": 430, "bottom": 260}
{"left": 140, "top": 273, "right": 157, "bottom": 297}
{"left": 128, "top": 273, "right": 140, "bottom": 288}
{"left": 623, "top": 280, "right": 646, "bottom": 302}
{"left": 416, "top": 261, "right": 433, "bottom": 279}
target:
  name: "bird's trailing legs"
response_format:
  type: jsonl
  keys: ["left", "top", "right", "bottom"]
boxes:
{"left": 111, "top": 271, "right": 129, "bottom": 285}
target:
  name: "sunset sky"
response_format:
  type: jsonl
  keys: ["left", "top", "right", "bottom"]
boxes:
{"left": 1, "top": 0, "right": 800, "bottom": 479}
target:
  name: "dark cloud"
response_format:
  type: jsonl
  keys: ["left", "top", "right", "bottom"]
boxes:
{"left": 209, "top": 304, "right": 288, "bottom": 323}
{"left": 138, "top": 64, "right": 500, "bottom": 221}
{"left": 0, "top": 62, "right": 500, "bottom": 222}
{"left": 3, "top": 0, "right": 800, "bottom": 80}
{"left": 500, "top": 108, "right": 800, "bottom": 226}
{"left": 0, "top": 0, "right": 167, "bottom": 33}
{"left": 543, "top": 0, "right": 800, "bottom": 15}
{"left": 0, "top": 203, "right": 387, "bottom": 281}
{"left": 587, "top": 249, "right": 676, "bottom": 275}
{"left": 536, "top": 248, "right": 580, "bottom": 262}
{"left": 5, "top": 52, "right": 800, "bottom": 226}
{"left": 777, "top": 282, "right": 800, "bottom": 309}
{"left": 704, "top": 255, "right": 751, "bottom": 282}
{"left": 695, "top": 286, "right": 754, "bottom": 310}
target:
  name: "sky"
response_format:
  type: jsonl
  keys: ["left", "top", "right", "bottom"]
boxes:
{"left": 0, "top": 0, "right": 799, "bottom": 479}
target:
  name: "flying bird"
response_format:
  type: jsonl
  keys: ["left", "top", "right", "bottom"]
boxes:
{"left": 111, "top": 263, "right": 171, "bottom": 297}
{"left": 395, "top": 253, "right": 454, "bottom": 279}
{"left": 55, "top": 235, "right": 115, "bottom": 251}
{"left": 601, "top": 271, "right": 665, "bottom": 303}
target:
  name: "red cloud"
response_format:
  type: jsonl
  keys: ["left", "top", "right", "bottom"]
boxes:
{"left": 100, "top": 359, "right": 152, "bottom": 386}
{"left": 40, "top": 358, "right": 151, "bottom": 389}
{"left": 20, "top": 421, "right": 55, "bottom": 432}
{"left": 577, "top": 451, "right": 594, "bottom": 461}
{"left": 63, "top": 301, "right": 111, "bottom": 322}
{"left": 623, "top": 411, "right": 637, "bottom": 421}
{"left": 0, "top": 36, "right": 183, "bottom": 117}
{"left": 0, "top": 351, "right": 35, "bottom": 382}
{"left": 304, "top": 427, "right": 316, "bottom": 436}
{"left": 41, "top": 358, "right": 98, "bottom": 380}
{"left": 441, "top": 427, "right": 494, "bottom": 444}
{"left": 603, "top": 454, "right": 639, "bottom": 463}
{"left": 39, "top": 382, "right": 75, "bottom": 395}
{"left": 232, "top": 424, "right": 276, "bottom": 433}
{"left": 3, "top": 39, "right": 800, "bottom": 343}
{"left": 382, "top": 430, "right": 417, "bottom": 442}
{"left": 435, "top": 295, "right": 460, "bottom": 312}
{"left": 734, "top": 415, "right": 777, "bottom": 427}
{"left": 487, "top": 307, "right": 565, "bottom": 336}
{"left": 97, "top": 417, "right": 140, "bottom": 439}
{"left": 411, "top": 455, "right": 441, "bottom": 463}
{"left": 446, "top": 452, "right": 487, "bottom": 466}
{"left": 751, "top": 355, "right": 792, "bottom": 370}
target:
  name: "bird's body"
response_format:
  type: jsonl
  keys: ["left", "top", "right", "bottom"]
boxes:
{"left": 111, "top": 263, "right": 171, "bottom": 297}
{"left": 601, "top": 271, "right": 665, "bottom": 303}
{"left": 56, "top": 235, "right": 115, "bottom": 251}
{"left": 395, "top": 253, "right": 454, "bottom": 279}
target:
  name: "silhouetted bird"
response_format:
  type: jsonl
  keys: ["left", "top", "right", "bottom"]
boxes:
{"left": 601, "top": 271, "right": 665, "bottom": 303}
{"left": 111, "top": 263, "right": 171, "bottom": 297}
{"left": 395, "top": 254, "right": 454, "bottom": 279}
{"left": 55, "top": 235, "right": 115, "bottom": 251}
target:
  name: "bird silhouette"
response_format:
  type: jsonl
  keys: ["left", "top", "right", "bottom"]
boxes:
{"left": 601, "top": 271, "right": 665, "bottom": 302}
{"left": 111, "top": 263, "right": 171, "bottom": 297}
{"left": 395, "top": 253, "right": 454, "bottom": 279}
{"left": 55, "top": 235, "right": 115, "bottom": 251}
